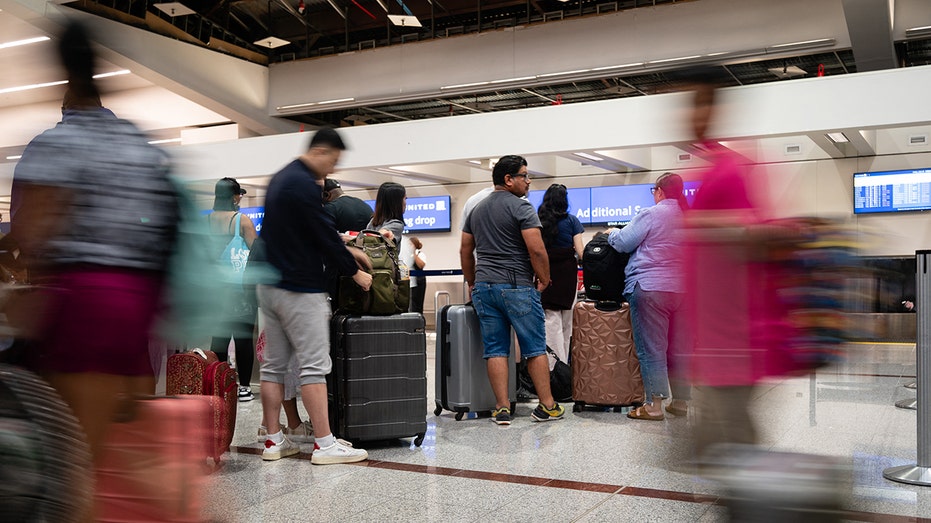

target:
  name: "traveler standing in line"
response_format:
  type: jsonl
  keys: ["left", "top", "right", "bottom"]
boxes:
{"left": 461, "top": 155, "right": 565, "bottom": 425}
{"left": 207, "top": 177, "right": 258, "bottom": 402}
{"left": 323, "top": 178, "right": 373, "bottom": 234}
{"left": 366, "top": 181, "right": 407, "bottom": 246}
{"left": 537, "top": 184, "right": 584, "bottom": 368}
{"left": 258, "top": 127, "right": 372, "bottom": 463}
{"left": 607, "top": 172, "right": 690, "bottom": 421}
{"left": 402, "top": 236, "right": 428, "bottom": 313}
{"left": 10, "top": 21, "right": 179, "bottom": 520}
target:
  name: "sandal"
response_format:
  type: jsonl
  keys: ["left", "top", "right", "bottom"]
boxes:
{"left": 627, "top": 405, "right": 664, "bottom": 421}
{"left": 665, "top": 402, "right": 688, "bottom": 417}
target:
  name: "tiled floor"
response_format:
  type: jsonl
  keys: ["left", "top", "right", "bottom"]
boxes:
{"left": 204, "top": 338, "right": 931, "bottom": 522}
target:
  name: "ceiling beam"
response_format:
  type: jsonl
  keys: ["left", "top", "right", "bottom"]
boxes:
{"left": 841, "top": 0, "right": 897, "bottom": 72}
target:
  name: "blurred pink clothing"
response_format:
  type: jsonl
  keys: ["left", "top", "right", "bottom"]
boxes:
{"left": 685, "top": 144, "right": 796, "bottom": 387}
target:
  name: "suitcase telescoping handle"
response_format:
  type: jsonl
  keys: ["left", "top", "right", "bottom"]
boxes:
{"left": 434, "top": 290, "right": 450, "bottom": 313}
{"left": 435, "top": 291, "right": 453, "bottom": 382}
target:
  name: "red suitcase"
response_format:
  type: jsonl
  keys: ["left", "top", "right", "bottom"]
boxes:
{"left": 203, "top": 360, "right": 238, "bottom": 461}
{"left": 166, "top": 349, "right": 219, "bottom": 395}
{"left": 96, "top": 396, "right": 213, "bottom": 522}
{"left": 570, "top": 300, "right": 645, "bottom": 411}
{"left": 166, "top": 350, "right": 237, "bottom": 462}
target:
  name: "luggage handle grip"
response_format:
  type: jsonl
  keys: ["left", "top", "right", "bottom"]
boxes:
{"left": 434, "top": 290, "right": 450, "bottom": 312}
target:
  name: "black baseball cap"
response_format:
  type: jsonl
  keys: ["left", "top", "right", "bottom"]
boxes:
{"left": 215, "top": 177, "right": 246, "bottom": 197}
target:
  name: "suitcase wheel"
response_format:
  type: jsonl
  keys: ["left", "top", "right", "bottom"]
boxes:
{"left": 413, "top": 433, "right": 425, "bottom": 447}
{"left": 572, "top": 402, "right": 583, "bottom": 413}
{"left": 433, "top": 406, "right": 443, "bottom": 416}
{"left": 454, "top": 412, "right": 465, "bottom": 421}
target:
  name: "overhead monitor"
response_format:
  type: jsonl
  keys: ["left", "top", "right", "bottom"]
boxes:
{"left": 854, "top": 168, "right": 931, "bottom": 214}
{"left": 528, "top": 181, "right": 701, "bottom": 227}
{"left": 363, "top": 195, "right": 451, "bottom": 232}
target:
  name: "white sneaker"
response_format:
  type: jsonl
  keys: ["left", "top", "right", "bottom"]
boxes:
{"left": 262, "top": 436, "right": 299, "bottom": 461}
{"left": 311, "top": 439, "right": 368, "bottom": 465}
{"left": 284, "top": 421, "right": 314, "bottom": 444}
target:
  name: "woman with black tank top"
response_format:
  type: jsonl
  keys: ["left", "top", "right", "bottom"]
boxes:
{"left": 208, "top": 177, "right": 258, "bottom": 401}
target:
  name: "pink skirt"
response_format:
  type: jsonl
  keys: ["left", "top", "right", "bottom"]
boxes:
{"left": 31, "top": 267, "right": 163, "bottom": 376}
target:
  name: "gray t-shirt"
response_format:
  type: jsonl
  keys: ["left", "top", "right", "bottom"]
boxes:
{"left": 463, "top": 190, "right": 541, "bottom": 286}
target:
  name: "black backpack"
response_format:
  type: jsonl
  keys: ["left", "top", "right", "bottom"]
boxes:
{"left": 582, "top": 231, "right": 630, "bottom": 303}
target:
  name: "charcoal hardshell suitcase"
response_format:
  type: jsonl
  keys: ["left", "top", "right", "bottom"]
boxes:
{"left": 433, "top": 292, "right": 516, "bottom": 420}
{"left": 570, "top": 300, "right": 645, "bottom": 411}
{"left": 329, "top": 313, "right": 427, "bottom": 446}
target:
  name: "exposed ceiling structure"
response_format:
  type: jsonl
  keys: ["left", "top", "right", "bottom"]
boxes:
{"left": 61, "top": 0, "right": 931, "bottom": 128}
{"left": 3, "top": 0, "right": 931, "bottom": 212}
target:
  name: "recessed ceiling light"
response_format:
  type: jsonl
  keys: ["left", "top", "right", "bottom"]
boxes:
{"left": 0, "top": 36, "right": 50, "bottom": 50}
{"left": 826, "top": 132, "right": 849, "bottom": 143}
{"left": 93, "top": 70, "right": 131, "bottom": 79}
{"left": 0, "top": 80, "right": 67, "bottom": 95}
{"left": 254, "top": 37, "right": 290, "bottom": 49}
{"left": 6, "top": 155, "right": 22, "bottom": 160}
{"left": 573, "top": 152, "right": 604, "bottom": 162}
{"left": 468, "top": 160, "right": 481, "bottom": 165}
{"left": 0, "top": 70, "right": 131, "bottom": 95}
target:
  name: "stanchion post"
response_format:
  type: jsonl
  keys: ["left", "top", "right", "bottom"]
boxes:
{"left": 884, "top": 250, "right": 931, "bottom": 485}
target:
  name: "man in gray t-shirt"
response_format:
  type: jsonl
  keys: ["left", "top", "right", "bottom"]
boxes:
{"left": 460, "top": 155, "right": 565, "bottom": 426}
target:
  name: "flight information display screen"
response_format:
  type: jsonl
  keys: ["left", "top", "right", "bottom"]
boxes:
{"left": 854, "top": 168, "right": 931, "bottom": 214}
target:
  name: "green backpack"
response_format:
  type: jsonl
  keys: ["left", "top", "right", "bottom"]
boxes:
{"left": 338, "top": 231, "right": 410, "bottom": 315}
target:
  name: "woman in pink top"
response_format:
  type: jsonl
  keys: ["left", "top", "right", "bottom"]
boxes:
{"left": 682, "top": 72, "right": 796, "bottom": 457}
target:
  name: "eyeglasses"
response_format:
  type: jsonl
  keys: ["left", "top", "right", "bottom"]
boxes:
{"left": 511, "top": 173, "right": 530, "bottom": 180}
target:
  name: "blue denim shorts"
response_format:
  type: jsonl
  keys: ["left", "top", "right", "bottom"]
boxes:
{"left": 471, "top": 282, "right": 546, "bottom": 359}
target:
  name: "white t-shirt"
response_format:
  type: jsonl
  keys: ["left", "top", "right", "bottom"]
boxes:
{"left": 400, "top": 239, "right": 426, "bottom": 288}
{"left": 460, "top": 186, "right": 495, "bottom": 230}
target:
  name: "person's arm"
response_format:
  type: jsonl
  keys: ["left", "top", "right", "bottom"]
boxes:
{"left": 10, "top": 183, "right": 70, "bottom": 260}
{"left": 460, "top": 231, "right": 476, "bottom": 292}
{"left": 413, "top": 250, "right": 426, "bottom": 269}
{"left": 522, "top": 227, "right": 550, "bottom": 292}
{"left": 573, "top": 233, "right": 584, "bottom": 261}
{"left": 240, "top": 214, "right": 258, "bottom": 249}
{"left": 607, "top": 211, "right": 652, "bottom": 253}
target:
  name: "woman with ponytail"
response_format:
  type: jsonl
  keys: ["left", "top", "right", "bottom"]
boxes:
{"left": 605, "top": 172, "right": 691, "bottom": 421}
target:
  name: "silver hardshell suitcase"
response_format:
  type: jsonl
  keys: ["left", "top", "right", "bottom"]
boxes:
{"left": 433, "top": 292, "right": 515, "bottom": 420}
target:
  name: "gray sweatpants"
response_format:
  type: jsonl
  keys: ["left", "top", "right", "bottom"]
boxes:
{"left": 257, "top": 285, "right": 331, "bottom": 385}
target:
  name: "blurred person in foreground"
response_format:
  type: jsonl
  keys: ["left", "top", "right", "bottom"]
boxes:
{"left": 9, "top": 21, "right": 179, "bottom": 520}
{"left": 681, "top": 69, "right": 796, "bottom": 459}
{"left": 258, "top": 127, "right": 372, "bottom": 463}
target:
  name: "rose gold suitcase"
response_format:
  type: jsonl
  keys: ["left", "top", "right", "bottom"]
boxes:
{"left": 570, "top": 300, "right": 644, "bottom": 411}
